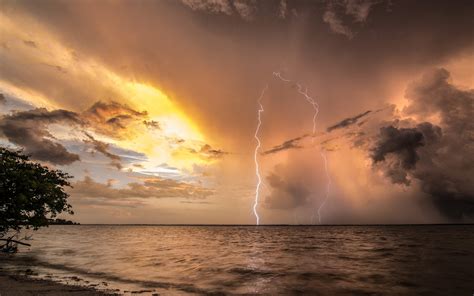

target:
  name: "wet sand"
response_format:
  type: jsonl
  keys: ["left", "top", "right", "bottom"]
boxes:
{"left": 0, "top": 270, "right": 116, "bottom": 296}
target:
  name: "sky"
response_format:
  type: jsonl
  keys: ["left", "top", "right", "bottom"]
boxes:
{"left": 0, "top": 0, "right": 473, "bottom": 224}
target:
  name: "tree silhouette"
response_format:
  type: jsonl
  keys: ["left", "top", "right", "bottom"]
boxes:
{"left": 0, "top": 147, "right": 73, "bottom": 252}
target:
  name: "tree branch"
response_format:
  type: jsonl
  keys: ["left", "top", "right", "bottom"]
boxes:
{"left": 0, "top": 238, "right": 31, "bottom": 247}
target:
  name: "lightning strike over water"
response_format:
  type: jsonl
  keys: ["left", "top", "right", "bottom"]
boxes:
{"left": 253, "top": 85, "right": 268, "bottom": 226}
{"left": 252, "top": 72, "right": 333, "bottom": 225}
{"left": 271, "top": 71, "right": 330, "bottom": 224}
{"left": 318, "top": 150, "right": 331, "bottom": 224}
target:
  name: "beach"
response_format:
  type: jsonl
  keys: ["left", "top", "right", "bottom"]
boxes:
{"left": 0, "top": 269, "right": 114, "bottom": 296}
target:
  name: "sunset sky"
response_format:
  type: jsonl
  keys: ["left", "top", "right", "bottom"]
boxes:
{"left": 0, "top": 0, "right": 472, "bottom": 224}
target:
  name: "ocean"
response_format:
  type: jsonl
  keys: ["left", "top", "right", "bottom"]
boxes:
{"left": 2, "top": 225, "right": 473, "bottom": 295}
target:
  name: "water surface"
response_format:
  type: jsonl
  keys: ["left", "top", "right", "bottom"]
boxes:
{"left": 3, "top": 225, "right": 473, "bottom": 295}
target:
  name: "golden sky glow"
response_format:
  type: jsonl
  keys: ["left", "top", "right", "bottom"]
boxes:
{"left": 0, "top": 10, "right": 211, "bottom": 172}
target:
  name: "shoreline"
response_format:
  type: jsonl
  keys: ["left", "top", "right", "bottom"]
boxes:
{"left": 0, "top": 269, "right": 118, "bottom": 296}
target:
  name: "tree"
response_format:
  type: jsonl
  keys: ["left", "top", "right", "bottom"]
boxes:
{"left": 0, "top": 147, "right": 73, "bottom": 252}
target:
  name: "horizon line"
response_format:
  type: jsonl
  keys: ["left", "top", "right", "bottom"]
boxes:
{"left": 54, "top": 223, "right": 474, "bottom": 226}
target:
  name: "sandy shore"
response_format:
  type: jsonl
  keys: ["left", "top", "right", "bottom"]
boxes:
{"left": 0, "top": 271, "right": 117, "bottom": 296}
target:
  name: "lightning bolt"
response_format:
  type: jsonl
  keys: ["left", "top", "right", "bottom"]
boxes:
{"left": 253, "top": 85, "right": 268, "bottom": 226}
{"left": 253, "top": 71, "right": 330, "bottom": 225}
{"left": 272, "top": 72, "right": 319, "bottom": 138}
{"left": 317, "top": 150, "right": 331, "bottom": 224}
{"left": 295, "top": 83, "right": 319, "bottom": 139}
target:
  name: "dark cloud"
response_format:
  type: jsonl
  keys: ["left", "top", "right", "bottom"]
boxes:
{"left": 82, "top": 101, "right": 147, "bottom": 138}
{"left": 262, "top": 134, "right": 308, "bottom": 155}
{"left": 0, "top": 100, "right": 151, "bottom": 166}
{"left": 369, "top": 69, "right": 474, "bottom": 220}
{"left": 180, "top": 0, "right": 233, "bottom": 16}
{"left": 83, "top": 133, "right": 122, "bottom": 170}
{"left": 143, "top": 120, "right": 161, "bottom": 130}
{"left": 2, "top": 108, "right": 82, "bottom": 123}
{"left": 259, "top": 108, "right": 376, "bottom": 156}
{"left": 171, "top": 137, "right": 185, "bottom": 145}
{"left": 260, "top": 108, "right": 381, "bottom": 156}
{"left": 180, "top": 201, "right": 213, "bottom": 204}
{"left": 180, "top": 0, "right": 377, "bottom": 30}
{"left": 180, "top": 0, "right": 259, "bottom": 21}
{"left": 186, "top": 144, "right": 229, "bottom": 160}
{"left": 404, "top": 68, "right": 474, "bottom": 138}
{"left": 23, "top": 40, "right": 37, "bottom": 48}
{"left": 0, "top": 108, "right": 83, "bottom": 165}
{"left": 327, "top": 110, "right": 372, "bottom": 132}
{"left": 323, "top": 0, "right": 381, "bottom": 38}
{"left": 41, "top": 63, "right": 68, "bottom": 74}
{"left": 199, "top": 144, "right": 228, "bottom": 159}
{"left": 344, "top": 0, "right": 376, "bottom": 22}
{"left": 84, "top": 100, "right": 146, "bottom": 117}
{"left": 371, "top": 122, "right": 441, "bottom": 185}
{"left": 0, "top": 94, "right": 5, "bottom": 104}
{"left": 233, "top": 0, "right": 258, "bottom": 21}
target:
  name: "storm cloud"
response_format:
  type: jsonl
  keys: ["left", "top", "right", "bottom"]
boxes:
{"left": 264, "top": 171, "right": 311, "bottom": 210}
{"left": 0, "top": 0, "right": 472, "bottom": 223}
{"left": 371, "top": 122, "right": 441, "bottom": 185}
{"left": 370, "top": 69, "right": 474, "bottom": 220}
{"left": 82, "top": 101, "right": 148, "bottom": 139}
{"left": 0, "top": 100, "right": 151, "bottom": 165}
{"left": 323, "top": 0, "right": 381, "bottom": 38}
{"left": 262, "top": 134, "right": 308, "bottom": 155}
{"left": 184, "top": 143, "right": 229, "bottom": 161}
{"left": 0, "top": 108, "right": 83, "bottom": 165}
{"left": 83, "top": 132, "right": 123, "bottom": 170}
{"left": 327, "top": 110, "right": 372, "bottom": 132}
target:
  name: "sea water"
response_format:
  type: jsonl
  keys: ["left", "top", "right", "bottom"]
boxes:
{"left": 2, "top": 225, "right": 473, "bottom": 295}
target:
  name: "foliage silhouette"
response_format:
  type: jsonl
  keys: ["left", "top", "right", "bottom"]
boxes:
{"left": 0, "top": 147, "right": 73, "bottom": 252}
